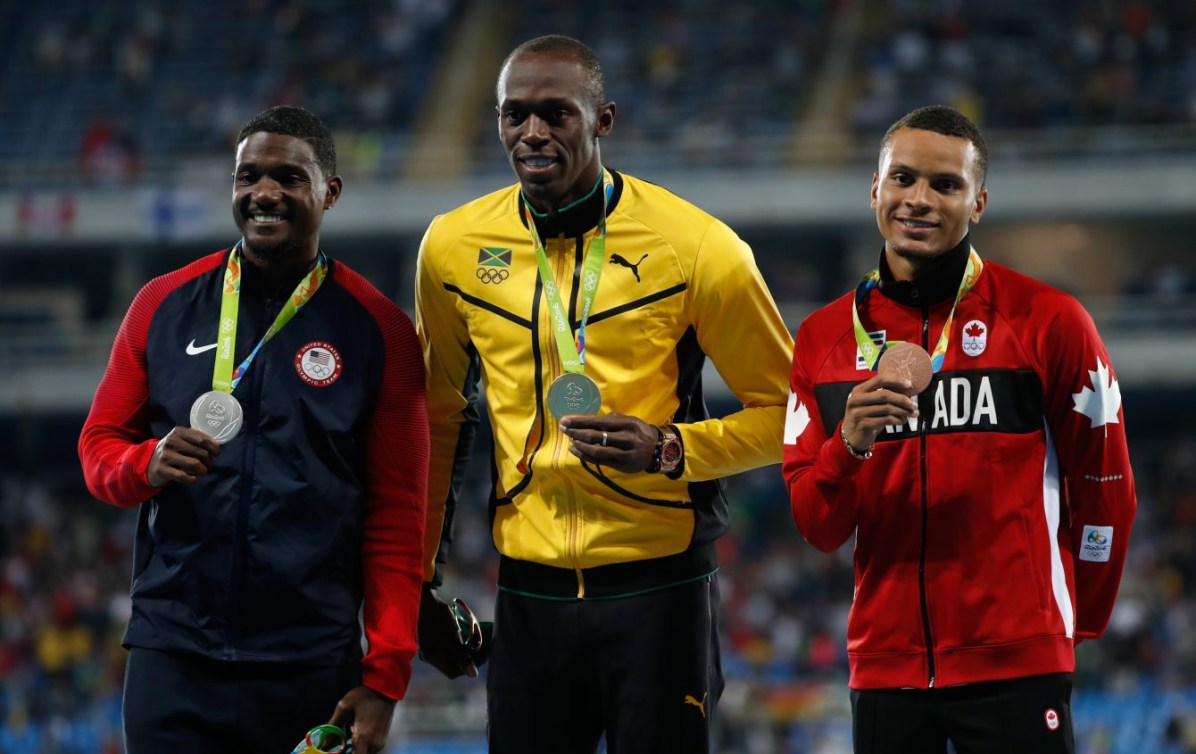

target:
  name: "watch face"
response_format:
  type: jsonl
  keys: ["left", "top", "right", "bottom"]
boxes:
{"left": 661, "top": 441, "right": 681, "bottom": 464}
{"left": 660, "top": 433, "right": 682, "bottom": 471}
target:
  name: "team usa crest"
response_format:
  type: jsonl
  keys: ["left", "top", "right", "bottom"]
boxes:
{"left": 961, "top": 319, "right": 987, "bottom": 356}
{"left": 295, "top": 341, "right": 343, "bottom": 387}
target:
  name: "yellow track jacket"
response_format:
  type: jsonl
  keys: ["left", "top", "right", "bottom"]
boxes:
{"left": 415, "top": 171, "right": 793, "bottom": 599}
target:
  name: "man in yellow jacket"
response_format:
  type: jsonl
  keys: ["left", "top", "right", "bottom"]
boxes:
{"left": 414, "top": 34, "right": 793, "bottom": 754}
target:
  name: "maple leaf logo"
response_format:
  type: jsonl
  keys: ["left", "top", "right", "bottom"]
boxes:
{"left": 1072, "top": 358, "right": 1122, "bottom": 431}
{"left": 784, "top": 391, "right": 810, "bottom": 445}
{"left": 965, "top": 322, "right": 985, "bottom": 337}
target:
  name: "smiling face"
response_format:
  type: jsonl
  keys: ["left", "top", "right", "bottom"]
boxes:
{"left": 232, "top": 132, "right": 341, "bottom": 267}
{"left": 871, "top": 126, "right": 987, "bottom": 280}
{"left": 497, "top": 50, "right": 614, "bottom": 213}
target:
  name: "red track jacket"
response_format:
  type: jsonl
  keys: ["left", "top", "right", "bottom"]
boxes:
{"left": 783, "top": 242, "right": 1136, "bottom": 690}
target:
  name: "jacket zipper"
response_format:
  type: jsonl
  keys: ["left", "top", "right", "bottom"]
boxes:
{"left": 226, "top": 297, "right": 275, "bottom": 658}
{"left": 917, "top": 305, "right": 936, "bottom": 688}
{"left": 546, "top": 234, "right": 586, "bottom": 597}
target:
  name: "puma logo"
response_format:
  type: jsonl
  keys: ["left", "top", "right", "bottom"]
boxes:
{"left": 609, "top": 253, "right": 648, "bottom": 282}
{"left": 684, "top": 692, "right": 707, "bottom": 718}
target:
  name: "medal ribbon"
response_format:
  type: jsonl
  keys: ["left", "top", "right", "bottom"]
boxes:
{"left": 212, "top": 242, "right": 328, "bottom": 393}
{"left": 515, "top": 169, "right": 614, "bottom": 473}
{"left": 524, "top": 168, "right": 614, "bottom": 374}
{"left": 296, "top": 724, "right": 349, "bottom": 754}
{"left": 852, "top": 247, "right": 984, "bottom": 372}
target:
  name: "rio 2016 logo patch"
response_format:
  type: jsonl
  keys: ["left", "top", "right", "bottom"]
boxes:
{"left": 1079, "top": 525, "right": 1114, "bottom": 562}
{"left": 295, "top": 342, "right": 343, "bottom": 387}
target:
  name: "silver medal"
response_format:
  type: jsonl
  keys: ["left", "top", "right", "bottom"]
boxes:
{"left": 189, "top": 390, "right": 244, "bottom": 444}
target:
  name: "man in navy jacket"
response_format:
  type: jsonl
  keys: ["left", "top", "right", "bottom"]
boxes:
{"left": 78, "top": 105, "right": 428, "bottom": 754}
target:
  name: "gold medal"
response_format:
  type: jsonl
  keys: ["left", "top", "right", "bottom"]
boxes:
{"left": 546, "top": 374, "right": 602, "bottom": 419}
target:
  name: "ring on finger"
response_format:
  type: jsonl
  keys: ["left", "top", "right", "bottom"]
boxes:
{"left": 601, "top": 431, "right": 608, "bottom": 446}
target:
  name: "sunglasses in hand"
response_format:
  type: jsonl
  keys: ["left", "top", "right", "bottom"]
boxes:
{"left": 449, "top": 597, "right": 493, "bottom": 667}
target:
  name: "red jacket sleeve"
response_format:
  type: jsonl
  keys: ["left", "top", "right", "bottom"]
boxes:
{"left": 1039, "top": 293, "right": 1136, "bottom": 640}
{"left": 77, "top": 277, "right": 174, "bottom": 507}
{"left": 345, "top": 276, "right": 430, "bottom": 702}
{"left": 783, "top": 317, "right": 866, "bottom": 552}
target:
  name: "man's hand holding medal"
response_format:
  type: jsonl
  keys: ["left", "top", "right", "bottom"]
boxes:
{"left": 147, "top": 427, "right": 221, "bottom": 487}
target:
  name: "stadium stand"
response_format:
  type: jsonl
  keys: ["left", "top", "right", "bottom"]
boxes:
{"left": 0, "top": 0, "right": 459, "bottom": 188}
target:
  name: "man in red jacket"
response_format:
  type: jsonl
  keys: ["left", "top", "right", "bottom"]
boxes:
{"left": 783, "top": 105, "right": 1136, "bottom": 753}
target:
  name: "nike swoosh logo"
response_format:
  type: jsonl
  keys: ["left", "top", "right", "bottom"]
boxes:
{"left": 186, "top": 340, "right": 218, "bottom": 355}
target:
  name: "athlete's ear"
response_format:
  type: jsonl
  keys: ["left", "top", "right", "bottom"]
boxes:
{"left": 970, "top": 186, "right": 988, "bottom": 224}
{"left": 595, "top": 101, "right": 615, "bottom": 139}
{"left": 323, "top": 175, "right": 343, "bottom": 211}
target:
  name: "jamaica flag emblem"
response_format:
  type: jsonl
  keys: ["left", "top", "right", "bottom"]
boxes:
{"left": 476, "top": 247, "right": 512, "bottom": 284}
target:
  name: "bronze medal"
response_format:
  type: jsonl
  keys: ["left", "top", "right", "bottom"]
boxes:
{"left": 878, "top": 342, "right": 934, "bottom": 396}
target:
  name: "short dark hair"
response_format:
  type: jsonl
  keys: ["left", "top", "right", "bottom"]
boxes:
{"left": 882, "top": 105, "right": 988, "bottom": 187}
{"left": 236, "top": 105, "right": 337, "bottom": 176}
{"left": 499, "top": 35, "right": 606, "bottom": 109}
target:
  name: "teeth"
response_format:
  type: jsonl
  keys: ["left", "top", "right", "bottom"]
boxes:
{"left": 525, "top": 158, "right": 554, "bottom": 168}
{"left": 902, "top": 220, "right": 933, "bottom": 228}
{"left": 252, "top": 214, "right": 283, "bottom": 223}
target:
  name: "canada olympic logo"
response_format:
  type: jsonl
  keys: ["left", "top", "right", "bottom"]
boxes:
{"left": 1044, "top": 708, "right": 1060, "bottom": 731}
{"left": 961, "top": 319, "right": 987, "bottom": 356}
{"left": 476, "top": 268, "right": 509, "bottom": 284}
{"left": 294, "top": 341, "right": 343, "bottom": 387}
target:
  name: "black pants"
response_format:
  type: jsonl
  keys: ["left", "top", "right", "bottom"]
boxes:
{"left": 122, "top": 647, "right": 361, "bottom": 754}
{"left": 851, "top": 673, "right": 1076, "bottom": 754}
{"left": 487, "top": 575, "right": 723, "bottom": 754}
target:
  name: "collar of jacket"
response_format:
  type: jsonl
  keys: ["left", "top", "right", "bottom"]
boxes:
{"left": 520, "top": 169, "right": 625, "bottom": 241}
{"left": 877, "top": 234, "right": 972, "bottom": 307}
{"left": 237, "top": 247, "right": 325, "bottom": 301}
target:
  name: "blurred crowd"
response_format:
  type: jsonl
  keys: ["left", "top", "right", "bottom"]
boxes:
{"left": 3, "top": 407, "right": 1194, "bottom": 752}
{"left": 852, "top": 0, "right": 1196, "bottom": 139}
{"left": 3, "top": 0, "right": 460, "bottom": 186}
{"left": 2, "top": 0, "right": 1194, "bottom": 187}
{"left": 462, "top": 0, "right": 833, "bottom": 171}
{"left": 0, "top": 473, "right": 129, "bottom": 752}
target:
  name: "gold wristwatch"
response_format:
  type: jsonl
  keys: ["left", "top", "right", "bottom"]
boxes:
{"left": 649, "top": 425, "right": 683, "bottom": 474}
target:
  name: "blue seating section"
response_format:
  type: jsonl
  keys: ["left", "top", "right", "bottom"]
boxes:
{"left": 0, "top": 1, "right": 457, "bottom": 188}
